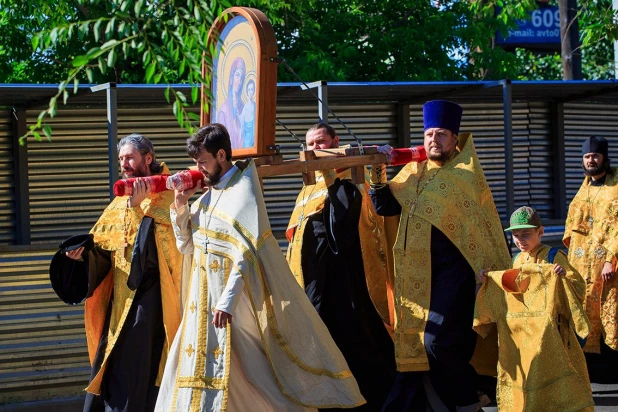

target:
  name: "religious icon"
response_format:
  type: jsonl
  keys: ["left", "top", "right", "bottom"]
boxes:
{"left": 204, "top": 7, "right": 278, "bottom": 158}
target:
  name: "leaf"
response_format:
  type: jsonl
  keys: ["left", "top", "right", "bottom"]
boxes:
{"left": 164, "top": 87, "right": 171, "bottom": 103}
{"left": 135, "top": 0, "right": 144, "bottom": 16}
{"left": 191, "top": 86, "right": 199, "bottom": 104}
{"left": 63, "top": 90, "right": 69, "bottom": 105}
{"left": 33, "top": 131, "right": 42, "bottom": 141}
{"left": 72, "top": 54, "right": 90, "bottom": 67}
{"left": 101, "top": 39, "right": 118, "bottom": 50}
{"left": 107, "top": 49, "right": 117, "bottom": 68}
{"left": 31, "top": 34, "right": 40, "bottom": 51}
{"left": 94, "top": 18, "right": 103, "bottom": 42}
{"left": 86, "top": 68, "right": 94, "bottom": 83}
{"left": 187, "top": 112, "right": 200, "bottom": 121}
{"left": 73, "top": 79, "right": 79, "bottom": 94}
{"left": 42, "top": 124, "right": 52, "bottom": 139}
{"left": 98, "top": 56, "right": 108, "bottom": 74}
{"left": 145, "top": 62, "right": 156, "bottom": 82}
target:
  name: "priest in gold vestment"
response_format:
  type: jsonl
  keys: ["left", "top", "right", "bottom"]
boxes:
{"left": 156, "top": 124, "right": 364, "bottom": 412}
{"left": 475, "top": 206, "right": 593, "bottom": 412}
{"left": 49, "top": 134, "right": 182, "bottom": 411}
{"left": 370, "top": 101, "right": 511, "bottom": 411}
{"left": 564, "top": 135, "right": 618, "bottom": 374}
{"left": 286, "top": 123, "right": 395, "bottom": 411}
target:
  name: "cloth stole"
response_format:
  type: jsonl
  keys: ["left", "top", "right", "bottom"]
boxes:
{"left": 170, "top": 224, "right": 232, "bottom": 411}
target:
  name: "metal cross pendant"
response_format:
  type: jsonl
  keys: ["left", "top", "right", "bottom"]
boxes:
{"left": 120, "top": 242, "right": 128, "bottom": 265}
{"left": 202, "top": 236, "right": 209, "bottom": 251}
{"left": 588, "top": 216, "right": 594, "bottom": 229}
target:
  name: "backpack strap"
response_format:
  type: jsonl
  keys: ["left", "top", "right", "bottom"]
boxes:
{"left": 548, "top": 247, "right": 559, "bottom": 264}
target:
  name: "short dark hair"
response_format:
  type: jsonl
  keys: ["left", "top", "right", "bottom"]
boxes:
{"left": 187, "top": 123, "right": 232, "bottom": 161}
{"left": 307, "top": 122, "right": 337, "bottom": 139}
{"left": 118, "top": 133, "right": 162, "bottom": 174}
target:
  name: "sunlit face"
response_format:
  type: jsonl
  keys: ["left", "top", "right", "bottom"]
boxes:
{"left": 232, "top": 69, "right": 243, "bottom": 92}
{"left": 306, "top": 128, "right": 339, "bottom": 150}
{"left": 194, "top": 148, "right": 224, "bottom": 187}
{"left": 582, "top": 152, "right": 605, "bottom": 177}
{"left": 119, "top": 144, "right": 151, "bottom": 178}
{"left": 511, "top": 227, "right": 544, "bottom": 253}
{"left": 424, "top": 128, "right": 458, "bottom": 164}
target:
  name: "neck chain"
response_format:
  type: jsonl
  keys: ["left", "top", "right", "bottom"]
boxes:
{"left": 201, "top": 185, "right": 226, "bottom": 251}
{"left": 296, "top": 183, "right": 319, "bottom": 228}
{"left": 586, "top": 180, "right": 603, "bottom": 228}
{"left": 408, "top": 161, "right": 440, "bottom": 217}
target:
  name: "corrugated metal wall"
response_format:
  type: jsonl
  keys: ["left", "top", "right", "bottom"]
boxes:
{"left": 564, "top": 103, "right": 618, "bottom": 207}
{"left": 0, "top": 111, "right": 14, "bottom": 245}
{"left": 0, "top": 249, "right": 90, "bottom": 403}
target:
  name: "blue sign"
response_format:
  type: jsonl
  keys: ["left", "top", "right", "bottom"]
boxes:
{"left": 496, "top": 6, "right": 561, "bottom": 47}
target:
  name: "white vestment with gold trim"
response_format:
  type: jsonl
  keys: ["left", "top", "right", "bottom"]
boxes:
{"left": 155, "top": 160, "right": 365, "bottom": 412}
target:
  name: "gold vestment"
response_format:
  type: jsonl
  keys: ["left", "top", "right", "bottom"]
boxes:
{"left": 386, "top": 133, "right": 511, "bottom": 373}
{"left": 85, "top": 163, "right": 182, "bottom": 393}
{"left": 474, "top": 246, "right": 593, "bottom": 412}
{"left": 564, "top": 169, "right": 618, "bottom": 352}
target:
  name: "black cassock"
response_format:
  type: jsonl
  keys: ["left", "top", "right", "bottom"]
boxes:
{"left": 370, "top": 185, "right": 479, "bottom": 412}
{"left": 300, "top": 178, "right": 396, "bottom": 411}
{"left": 51, "top": 217, "right": 165, "bottom": 412}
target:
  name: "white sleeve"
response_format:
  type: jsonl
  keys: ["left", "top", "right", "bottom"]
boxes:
{"left": 170, "top": 203, "right": 194, "bottom": 255}
{"left": 214, "top": 269, "right": 245, "bottom": 315}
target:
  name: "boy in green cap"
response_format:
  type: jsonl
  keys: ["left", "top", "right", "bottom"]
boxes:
{"left": 474, "top": 206, "right": 594, "bottom": 412}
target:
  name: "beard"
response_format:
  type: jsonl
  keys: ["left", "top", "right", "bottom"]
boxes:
{"left": 122, "top": 160, "right": 149, "bottom": 178}
{"left": 203, "top": 162, "right": 223, "bottom": 187}
{"left": 427, "top": 149, "right": 451, "bottom": 163}
{"left": 582, "top": 163, "right": 604, "bottom": 177}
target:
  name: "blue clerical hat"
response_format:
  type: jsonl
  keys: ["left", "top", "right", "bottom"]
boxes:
{"left": 423, "top": 100, "right": 463, "bottom": 135}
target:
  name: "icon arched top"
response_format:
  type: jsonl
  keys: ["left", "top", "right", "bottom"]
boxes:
{"left": 202, "top": 7, "right": 278, "bottom": 158}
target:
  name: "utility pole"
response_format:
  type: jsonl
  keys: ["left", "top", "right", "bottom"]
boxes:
{"left": 559, "top": 0, "right": 582, "bottom": 80}
{"left": 614, "top": 0, "right": 618, "bottom": 78}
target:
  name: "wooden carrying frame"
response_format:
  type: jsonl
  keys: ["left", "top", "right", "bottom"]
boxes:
{"left": 202, "top": 7, "right": 278, "bottom": 158}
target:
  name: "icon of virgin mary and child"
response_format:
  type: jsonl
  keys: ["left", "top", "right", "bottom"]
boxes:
{"left": 216, "top": 57, "right": 256, "bottom": 149}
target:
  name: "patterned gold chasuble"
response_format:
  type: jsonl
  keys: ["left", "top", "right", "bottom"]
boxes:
{"left": 474, "top": 246, "right": 594, "bottom": 412}
{"left": 387, "top": 133, "right": 511, "bottom": 373}
{"left": 564, "top": 169, "right": 618, "bottom": 353}
{"left": 85, "top": 163, "right": 182, "bottom": 394}
{"left": 286, "top": 168, "right": 392, "bottom": 326}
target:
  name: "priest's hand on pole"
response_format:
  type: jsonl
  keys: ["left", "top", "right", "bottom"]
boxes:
{"left": 65, "top": 247, "right": 84, "bottom": 261}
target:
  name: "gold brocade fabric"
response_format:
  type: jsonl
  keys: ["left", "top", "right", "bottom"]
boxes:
{"left": 564, "top": 169, "right": 618, "bottom": 352}
{"left": 387, "top": 133, "right": 511, "bottom": 373}
{"left": 474, "top": 249, "right": 594, "bottom": 412}
{"left": 84, "top": 163, "right": 182, "bottom": 394}
{"left": 286, "top": 167, "right": 392, "bottom": 325}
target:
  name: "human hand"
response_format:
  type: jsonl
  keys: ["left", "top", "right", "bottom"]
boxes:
{"left": 174, "top": 183, "right": 202, "bottom": 210}
{"left": 129, "top": 178, "right": 151, "bottom": 207}
{"left": 212, "top": 310, "right": 232, "bottom": 328}
{"left": 553, "top": 264, "right": 566, "bottom": 276}
{"left": 65, "top": 246, "right": 84, "bottom": 261}
{"left": 477, "top": 268, "right": 490, "bottom": 283}
{"left": 376, "top": 144, "right": 394, "bottom": 155}
{"left": 602, "top": 261, "right": 614, "bottom": 281}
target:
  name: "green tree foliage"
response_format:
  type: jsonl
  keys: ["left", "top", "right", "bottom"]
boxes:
{"left": 9, "top": 0, "right": 226, "bottom": 142}
{"left": 2, "top": 0, "right": 616, "bottom": 141}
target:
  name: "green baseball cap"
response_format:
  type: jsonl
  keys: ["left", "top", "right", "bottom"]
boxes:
{"left": 504, "top": 206, "right": 543, "bottom": 231}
